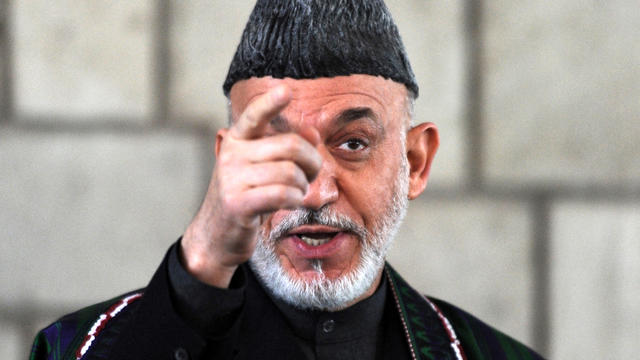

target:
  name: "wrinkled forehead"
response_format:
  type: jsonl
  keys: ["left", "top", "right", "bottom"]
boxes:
{"left": 228, "top": 75, "right": 410, "bottom": 128}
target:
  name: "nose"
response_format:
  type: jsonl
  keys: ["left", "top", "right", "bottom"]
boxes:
{"left": 301, "top": 157, "right": 339, "bottom": 211}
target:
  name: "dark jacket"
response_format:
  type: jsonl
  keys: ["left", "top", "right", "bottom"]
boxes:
{"left": 30, "top": 248, "right": 544, "bottom": 360}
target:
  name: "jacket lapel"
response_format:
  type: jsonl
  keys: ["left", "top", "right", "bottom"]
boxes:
{"left": 385, "top": 264, "right": 465, "bottom": 360}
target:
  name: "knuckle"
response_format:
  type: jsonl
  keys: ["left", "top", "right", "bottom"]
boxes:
{"left": 314, "top": 153, "right": 323, "bottom": 169}
{"left": 240, "top": 113, "right": 256, "bottom": 131}
{"left": 222, "top": 192, "right": 238, "bottom": 207}
{"left": 218, "top": 152, "right": 233, "bottom": 166}
{"left": 293, "top": 169, "right": 307, "bottom": 187}
{"left": 282, "top": 162, "right": 298, "bottom": 180}
{"left": 285, "top": 135, "right": 303, "bottom": 153}
{"left": 289, "top": 188, "right": 304, "bottom": 203}
{"left": 273, "top": 187, "right": 293, "bottom": 203}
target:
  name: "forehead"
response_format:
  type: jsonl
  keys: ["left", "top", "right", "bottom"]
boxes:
{"left": 228, "top": 75, "right": 408, "bottom": 124}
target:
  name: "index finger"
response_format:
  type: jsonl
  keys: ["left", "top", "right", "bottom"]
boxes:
{"left": 230, "top": 85, "right": 292, "bottom": 140}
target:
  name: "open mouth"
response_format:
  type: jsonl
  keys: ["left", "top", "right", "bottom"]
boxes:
{"left": 294, "top": 232, "right": 340, "bottom": 247}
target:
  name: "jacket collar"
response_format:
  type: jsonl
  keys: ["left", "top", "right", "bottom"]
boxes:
{"left": 385, "top": 263, "right": 466, "bottom": 360}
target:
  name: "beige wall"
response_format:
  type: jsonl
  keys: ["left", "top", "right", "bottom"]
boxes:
{"left": 1, "top": 1, "right": 639, "bottom": 358}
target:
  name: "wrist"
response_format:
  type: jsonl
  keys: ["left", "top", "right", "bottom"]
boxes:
{"left": 179, "top": 238, "right": 238, "bottom": 288}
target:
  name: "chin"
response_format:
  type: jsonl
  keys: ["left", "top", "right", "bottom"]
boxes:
{"left": 250, "top": 238, "right": 386, "bottom": 311}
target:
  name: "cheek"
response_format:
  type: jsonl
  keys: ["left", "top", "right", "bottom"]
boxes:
{"left": 364, "top": 142, "right": 402, "bottom": 189}
{"left": 339, "top": 152, "right": 401, "bottom": 228}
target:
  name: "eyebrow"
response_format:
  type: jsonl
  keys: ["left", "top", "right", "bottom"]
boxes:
{"left": 336, "top": 107, "right": 378, "bottom": 126}
{"left": 336, "top": 107, "right": 385, "bottom": 137}
{"left": 268, "top": 107, "right": 382, "bottom": 133}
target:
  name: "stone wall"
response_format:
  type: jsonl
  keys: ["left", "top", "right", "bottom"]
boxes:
{"left": 1, "top": 1, "right": 638, "bottom": 358}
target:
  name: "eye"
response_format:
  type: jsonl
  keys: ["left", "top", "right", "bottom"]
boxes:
{"left": 338, "top": 138, "right": 367, "bottom": 151}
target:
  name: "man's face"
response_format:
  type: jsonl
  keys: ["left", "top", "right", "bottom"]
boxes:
{"left": 229, "top": 75, "right": 411, "bottom": 310}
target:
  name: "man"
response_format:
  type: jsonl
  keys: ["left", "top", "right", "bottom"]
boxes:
{"left": 31, "top": 1, "right": 544, "bottom": 359}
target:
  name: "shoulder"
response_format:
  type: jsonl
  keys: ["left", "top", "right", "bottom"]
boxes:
{"left": 30, "top": 290, "right": 144, "bottom": 360}
{"left": 428, "top": 297, "right": 545, "bottom": 360}
{"left": 384, "top": 264, "right": 545, "bottom": 359}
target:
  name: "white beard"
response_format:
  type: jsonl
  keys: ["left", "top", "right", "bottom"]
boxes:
{"left": 249, "top": 153, "right": 410, "bottom": 311}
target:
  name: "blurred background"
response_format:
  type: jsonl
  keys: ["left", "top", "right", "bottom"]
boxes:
{"left": 1, "top": 1, "right": 638, "bottom": 358}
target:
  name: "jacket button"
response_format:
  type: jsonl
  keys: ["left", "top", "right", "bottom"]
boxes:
{"left": 174, "top": 347, "right": 189, "bottom": 360}
{"left": 322, "top": 319, "right": 335, "bottom": 333}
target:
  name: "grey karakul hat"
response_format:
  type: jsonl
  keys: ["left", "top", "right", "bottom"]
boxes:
{"left": 223, "top": 0, "right": 418, "bottom": 98}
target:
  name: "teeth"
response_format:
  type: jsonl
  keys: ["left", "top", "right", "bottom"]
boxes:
{"left": 300, "top": 235, "right": 332, "bottom": 247}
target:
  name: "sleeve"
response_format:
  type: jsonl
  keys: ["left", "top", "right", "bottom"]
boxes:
{"left": 29, "top": 331, "right": 52, "bottom": 360}
{"left": 106, "top": 240, "right": 246, "bottom": 360}
{"left": 168, "top": 238, "right": 246, "bottom": 337}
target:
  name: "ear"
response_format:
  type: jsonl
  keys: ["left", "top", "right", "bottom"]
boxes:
{"left": 215, "top": 128, "right": 229, "bottom": 158}
{"left": 406, "top": 122, "right": 439, "bottom": 199}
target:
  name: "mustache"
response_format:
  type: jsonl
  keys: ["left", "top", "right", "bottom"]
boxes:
{"left": 267, "top": 207, "right": 369, "bottom": 242}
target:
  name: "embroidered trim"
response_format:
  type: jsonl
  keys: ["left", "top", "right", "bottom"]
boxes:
{"left": 386, "top": 267, "right": 418, "bottom": 360}
{"left": 424, "top": 296, "right": 467, "bottom": 360}
{"left": 75, "top": 293, "right": 143, "bottom": 359}
{"left": 386, "top": 264, "right": 469, "bottom": 360}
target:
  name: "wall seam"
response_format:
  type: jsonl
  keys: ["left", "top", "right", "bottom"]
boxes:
{"left": 152, "top": 0, "right": 171, "bottom": 126}
{"left": 531, "top": 193, "right": 551, "bottom": 356}
{"left": 0, "top": 0, "right": 14, "bottom": 121}
{"left": 463, "top": 0, "right": 484, "bottom": 191}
